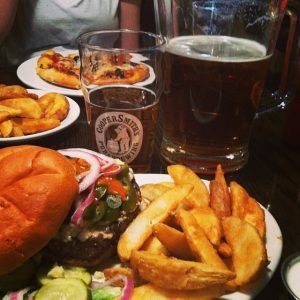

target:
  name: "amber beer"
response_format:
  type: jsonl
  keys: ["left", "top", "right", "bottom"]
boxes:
{"left": 161, "top": 35, "right": 271, "bottom": 173}
{"left": 87, "top": 85, "right": 158, "bottom": 173}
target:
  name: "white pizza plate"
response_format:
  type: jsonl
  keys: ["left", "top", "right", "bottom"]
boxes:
{"left": 17, "top": 50, "right": 155, "bottom": 97}
{"left": 0, "top": 89, "right": 80, "bottom": 142}
{"left": 134, "top": 173, "right": 283, "bottom": 300}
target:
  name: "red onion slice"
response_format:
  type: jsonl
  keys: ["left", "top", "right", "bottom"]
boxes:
{"left": 7, "top": 288, "right": 30, "bottom": 300}
{"left": 101, "top": 164, "right": 122, "bottom": 177}
{"left": 58, "top": 149, "right": 101, "bottom": 193}
{"left": 71, "top": 184, "right": 95, "bottom": 225}
{"left": 120, "top": 276, "right": 134, "bottom": 300}
{"left": 64, "top": 148, "right": 115, "bottom": 166}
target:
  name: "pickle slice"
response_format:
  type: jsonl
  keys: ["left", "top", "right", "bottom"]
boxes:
{"left": 38, "top": 265, "right": 91, "bottom": 286}
{"left": 35, "top": 278, "right": 90, "bottom": 300}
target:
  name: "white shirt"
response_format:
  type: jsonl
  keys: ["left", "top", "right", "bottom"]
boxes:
{"left": 0, "top": 0, "right": 120, "bottom": 66}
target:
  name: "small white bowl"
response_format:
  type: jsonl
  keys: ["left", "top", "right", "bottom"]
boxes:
{"left": 281, "top": 252, "right": 300, "bottom": 300}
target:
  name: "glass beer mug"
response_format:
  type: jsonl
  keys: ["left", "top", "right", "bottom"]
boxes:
{"left": 155, "top": 0, "right": 289, "bottom": 173}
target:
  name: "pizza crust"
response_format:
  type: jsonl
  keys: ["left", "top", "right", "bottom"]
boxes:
{"left": 36, "top": 66, "right": 80, "bottom": 89}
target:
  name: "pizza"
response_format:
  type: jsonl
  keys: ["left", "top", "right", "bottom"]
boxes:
{"left": 36, "top": 49, "right": 81, "bottom": 89}
{"left": 36, "top": 50, "right": 150, "bottom": 89}
{"left": 82, "top": 52, "right": 150, "bottom": 85}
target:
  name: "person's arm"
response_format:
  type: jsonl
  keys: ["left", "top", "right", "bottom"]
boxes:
{"left": 0, "top": 0, "right": 18, "bottom": 43}
{"left": 120, "top": 0, "right": 141, "bottom": 31}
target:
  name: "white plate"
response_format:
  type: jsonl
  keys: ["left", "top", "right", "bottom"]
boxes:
{"left": 17, "top": 50, "right": 82, "bottom": 97}
{"left": 134, "top": 173, "right": 283, "bottom": 300}
{"left": 17, "top": 50, "right": 155, "bottom": 96}
{"left": 0, "top": 89, "right": 80, "bottom": 142}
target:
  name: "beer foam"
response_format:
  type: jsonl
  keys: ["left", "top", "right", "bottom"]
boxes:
{"left": 166, "top": 35, "right": 269, "bottom": 62}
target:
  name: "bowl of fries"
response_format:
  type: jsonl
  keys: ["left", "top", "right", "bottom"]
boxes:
{"left": 0, "top": 85, "right": 80, "bottom": 141}
{"left": 112, "top": 165, "right": 283, "bottom": 299}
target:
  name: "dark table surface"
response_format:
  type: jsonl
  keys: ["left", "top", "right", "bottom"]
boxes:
{"left": 1, "top": 67, "right": 299, "bottom": 299}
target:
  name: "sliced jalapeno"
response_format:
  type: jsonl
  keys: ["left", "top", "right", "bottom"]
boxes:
{"left": 93, "top": 201, "right": 107, "bottom": 222}
{"left": 106, "top": 194, "right": 122, "bottom": 209}
{"left": 121, "top": 181, "right": 138, "bottom": 213}
{"left": 97, "top": 208, "right": 120, "bottom": 225}
{"left": 95, "top": 185, "right": 107, "bottom": 200}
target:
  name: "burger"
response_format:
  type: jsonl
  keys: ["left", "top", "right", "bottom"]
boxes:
{"left": 0, "top": 145, "right": 141, "bottom": 291}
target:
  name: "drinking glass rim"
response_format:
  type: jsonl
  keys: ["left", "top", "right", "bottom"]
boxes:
{"left": 87, "top": 84, "right": 158, "bottom": 111}
{"left": 77, "top": 29, "right": 166, "bottom": 52}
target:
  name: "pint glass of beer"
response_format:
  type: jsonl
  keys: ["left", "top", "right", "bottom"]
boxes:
{"left": 155, "top": 0, "right": 287, "bottom": 173}
{"left": 78, "top": 30, "right": 165, "bottom": 172}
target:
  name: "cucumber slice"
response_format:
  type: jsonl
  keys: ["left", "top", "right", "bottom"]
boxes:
{"left": 38, "top": 265, "right": 92, "bottom": 286}
{"left": 35, "top": 278, "right": 90, "bottom": 300}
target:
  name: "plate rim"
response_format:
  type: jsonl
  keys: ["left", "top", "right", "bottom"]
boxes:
{"left": 0, "top": 89, "right": 80, "bottom": 142}
{"left": 134, "top": 173, "right": 283, "bottom": 300}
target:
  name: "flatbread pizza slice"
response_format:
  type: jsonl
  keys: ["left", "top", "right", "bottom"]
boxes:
{"left": 36, "top": 49, "right": 80, "bottom": 89}
{"left": 82, "top": 52, "right": 150, "bottom": 85}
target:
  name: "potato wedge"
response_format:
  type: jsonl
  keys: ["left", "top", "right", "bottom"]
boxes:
{"left": 12, "top": 118, "right": 60, "bottom": 134}
{"left": 211, "top": 164, "right": 231, "bottom": 218}
{"left": 140, "top": 182, "right": 174, "bottom": 203}
{"left": 131, "top": 283, "right": 225, "bottom": 300}
{"left": 141, "top": 235, "right": 169, "bottom": 256}
{"left": 176, "top": 209, "right": 227, "bottom": 270}
{"left": 0, "top": 98, "right": 43, "bottom": 119}
{"left": 217, "top": 242, "right": 232, "bottom": 258}
{"left": 0, "top": 85, "right": 38, "bottom": 100}
{"left": 210, "top": 179, "right": 231, "bottom": 219}
{"left": 230, "top": 182, "right": 266, "bottom": 238}
{"left": 118, "top": 184, "right": 193, "bottom": 261}
{"left": 152, "top": 223, "right": 194, "bottom": 260}
{"left": 0, "top": 120, "right": 13, "bottom": 137}
{"left": 37, "top": 92, "right": 69, "bottom": 120}
{"left": 222, "top": 216, "right": 268, "bottom": 286}
{"left": 230, "top": 181, "right": 248, "bottom": 219}
{"left": 131, "top": 251, "right": 235, "bottom": 290}
{"left": 190, "top": 207, "right": 222, "bottom": 246}
{"left": 167, "top": 165, "right": 209, "bottom": 208}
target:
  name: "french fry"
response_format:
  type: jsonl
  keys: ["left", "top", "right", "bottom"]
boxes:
{"left": 190, "top": 207, "right": 222, "bottom": 246}
{"left": 176, "top": 209, "right": 227, "bottom": 270}
{"left": 131, "top": 283, "right": 225, "bottom": 300}
{"left": 141, "top": 235, "right": 169, "bottom": 256}
{"left": 230, "top": 182, "right": 266, "bottom": 238}
{"left": 131, "top": 251, "right": 235, "bottom": 290}
{"left": 167, "top": 165, "right": 209, "bottom": 208}
{"left": 140, "top": 182, "right": 174, "bottom": 203}
{"left": 152, "top": 223, "right": 194, "bottom": 260}
{"left": 222, "top": 216, "right": 268, "bottom": 286}
{"left": 118, "top": 184, "right": 193, "bottom": 261}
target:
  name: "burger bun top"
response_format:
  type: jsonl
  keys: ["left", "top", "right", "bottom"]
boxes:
{"left": 0, "top": 145, "right": 78, "bottom": 275}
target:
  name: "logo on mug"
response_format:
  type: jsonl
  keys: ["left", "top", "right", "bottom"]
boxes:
{"left": 95, "top": 112, "right": 143, "bottom": 163}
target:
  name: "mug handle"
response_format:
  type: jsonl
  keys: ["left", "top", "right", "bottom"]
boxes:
{"left": 278, "top": 9, "right": 298, "bottom": 95}
{"left": 257, "top": 8, "right": 298, "bottom": 117}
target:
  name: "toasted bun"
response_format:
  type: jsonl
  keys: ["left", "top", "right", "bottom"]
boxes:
{"left": 0, "top": 145, "right": 78, "bottom": 275}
